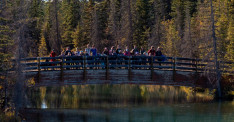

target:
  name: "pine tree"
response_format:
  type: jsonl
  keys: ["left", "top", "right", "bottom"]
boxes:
{"left": 120, "top": 0, "right": 133, "bottom": 47}
{"left": 133, "top": 0, "right": 150, "bottom": 48}
{"left": 45, "top": 0, "right": 61, "bottom": 53}
{"left": 171, "top": 0, "right": 185, "bottom": 39}
{"left": 0, "top": 11, "right": 14, "bottom": 72}
{"left": 181, "top": 1, "right": 197, "bottom": 58}
{"left": 194, "top": 0, "right": 213, "bottom": 59}
{"left": 94, "top": 0, "right": 110, "bottom": 50}
{"left": 224, "top": 0, "right": 234, "bottom": 62}
{"left": 38, "top": 34, "right": 48, "bottom": 57}
{"left": 72, "top": 23, "right": 84, "bottom": 48}
{"left": 107, "top": 0, "right": 121, "bottom": 46}
{"left": 148, "top": 0, "right": 166, "bottom": 48}
{"left": 61, "top": 0, "right": 80, "bottom": 48}
{"left": 81, "top": 0, "right": 94, "bottom": 46}
{"left": 214, "top": 0, "right": 230, "bottom": 60}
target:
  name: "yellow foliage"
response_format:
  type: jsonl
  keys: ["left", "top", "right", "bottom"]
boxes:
{"left": 26, "top": 78, "right": 35, "bottom": 86}
{"left": 61, "top": 86, "right": 66, "bottom": 94}
{"left": 38, "top": 35, "right": 48, "bottom": 57}
{"left": 140, "top": 86, "right": 146, "bottom": 97}
{"left": 40, "top": 87, "right": 46, "bottom": 100}
{"left": 161, "top": 19, "right": 180, "bottom": 57}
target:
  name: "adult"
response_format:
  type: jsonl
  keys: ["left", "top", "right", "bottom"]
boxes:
{"left": 156, "top": 47, "right": 162, "bottom": 57}
{"left": 147, "top": 46, "right": 156, "bottom": 56}
{"left": 90, "top": 45, "right": 97, "bottom": 56}
{"left": 65, "top": 47, "right": 72, "bottom": 56}
{"left": 116, "top": 45, "right": 122, "bottom": 55}
{"left": 124, "top": 47, "right": 131, "bottom": 56}
{"left": 132, "top": 45, "right": 138, "bottom": 54}
{"left": 102, "top": 47, "right": 109, "bottom": 56}
{"left": 59, "top": 50, "right": 65, "bottom": 57}
{"left": 140, "top": 46, "right": 145, "bottom": 55}
{"left": 74, "top": 48, "right": 81, "bottom": 68}
{"left": 156, "top": 47, "right": 163, "bottom": 66}
{"left": 85, "top": 44, "right": 91, "bottom": 56}
{"left": 50, "top": 49, "right": 56, "bottom": 66}
{"left": 74, "top": 48, "right": 80, "bottom": 56}
{"left": 109, "top": 46, "right": 116, "bottom": 55}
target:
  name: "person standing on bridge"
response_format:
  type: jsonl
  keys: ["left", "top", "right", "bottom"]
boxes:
{"left": 90, "top": 45, "right": 97, "bottom": 56}
{"left": 116, "top": 45, "right": 122, "bottom": 55}
{"left": 124, "top": 46, "right": 131, "bottom": 56}
{"left": 140, "top": 46, "right": 145, "bottom": 55}
{"left": 109, "top": 46, "right": 116, "bottom": 55}
{"left": 50, "top": 49, "right": 56, "bottom": 66}
{"left": 74, "top": 48, "right": 80, "bottom": 56}
{"left": 85, "top": 44, "right": 91, "bottom": 56}
{"left": 102, "top": 47, "right": 109, "bottom": 56}
{"left": 147, "top": 46, "right": 156, "bottom": 56}
{"left": 156, "top": 47, "right": 163, "bottom": 66}
{"left": 65, "top": 47, "right": 72, "bottom": 56}
{"left": 132, "top": 45, "right": 139, "bottom": 55}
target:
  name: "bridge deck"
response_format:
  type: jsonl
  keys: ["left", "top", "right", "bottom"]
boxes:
{"left": 21, "top": 56, "right": 233, "bottom": 88}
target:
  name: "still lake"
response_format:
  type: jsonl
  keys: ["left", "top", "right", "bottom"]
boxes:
{"left": 22, "top": 84, "right": 234, "bottom": 122}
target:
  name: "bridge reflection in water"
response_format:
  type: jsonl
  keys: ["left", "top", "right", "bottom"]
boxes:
{"left": 21, "top": 84, "right": 234, "bottom": 122}
{"left": 22, "top": 56, "right": 233, "bottom": 88}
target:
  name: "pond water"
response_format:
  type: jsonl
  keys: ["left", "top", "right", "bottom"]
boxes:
{"left": 22, "top": 85, "right": 234, "bottom": 122}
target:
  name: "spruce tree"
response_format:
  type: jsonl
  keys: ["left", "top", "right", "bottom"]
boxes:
{"left": 107, "top": 0, "right": 121, "bottom": 46}
{"left": 133, "top": 0, "right": 150, "bottom": 48}
{"left": 0, "top": 11, "right": 14, "bottom": 72}
{"left": 27, "top": 0, "right": 44, "bottom": 56}
{"left": 61, "top": 0, "right": 80, "bottom": 48}
{"left": 81, "top": 0, "right": 94, "bottom": 46}
{"left": 225, "top": 0, "right": 234, "bottom": 62}
{"left": 72, "top": 23, "right": 84, "bottom": 48}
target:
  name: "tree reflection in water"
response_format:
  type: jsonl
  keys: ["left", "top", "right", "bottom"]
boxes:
{"left": 20, "top": 85, "right": 234, "bottom": 121}
{"left": 26, "top": 85, "right": 215, "bottom": 109}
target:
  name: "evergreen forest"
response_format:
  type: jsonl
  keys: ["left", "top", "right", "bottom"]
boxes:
{"left": 1, "top": 0, "right": 233, "bottom": 60}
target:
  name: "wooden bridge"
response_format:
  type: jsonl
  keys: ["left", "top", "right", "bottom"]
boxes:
{"left": 21, "top": 55, "right": 233, "bottom": 88}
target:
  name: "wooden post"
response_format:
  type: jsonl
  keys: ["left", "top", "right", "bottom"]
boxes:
{"left": 60, "top": 57, "right": 64, "bottom": 82}
{"left": 37, "top": 57, "right": 41, "bottom": 82}
{"left": 173, "top": 57, "right": 176, "bottom": 82}
{"left": 83, "top": 56, "right": 87, "bottom": 81}
{"left": 128, "top": 56, "right": 131, "bottom": 81}
{"left": 194, "top": 58, "right": 199, "bottom": 86}
{"left": 151, "top": 56, "right": 154, "bottom": 81}
{"left": 195, "top": 58, "right": 198, "bottom": 73}
{"left": 106, "top": 56, "right": 109, "bottom": 80}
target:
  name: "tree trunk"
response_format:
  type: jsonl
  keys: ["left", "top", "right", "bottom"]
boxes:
{"left": 210, "top": 0, "right": 221, "bottom": 98}
{"left": 127, "top": 0, "right": 132, "bottom": 48}
{"left": 54, "top": 0, "right": 61, "bottom": 53}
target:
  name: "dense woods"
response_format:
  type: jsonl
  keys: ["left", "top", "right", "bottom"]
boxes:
{"left": 0, "top": 0, "right": 233, "bottom": 59}
{"left": 0, "top": 0, "right": 234, "bottom": 117}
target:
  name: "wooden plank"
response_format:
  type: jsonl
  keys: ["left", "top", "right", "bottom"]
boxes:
{"left": 176, "top": 57, "right": 197, "bottom": 61}
{"left": 176, "top": 62, "right": 196, "bottom": 66}
{"left": 176, "top": 67, "right": 196, "bottom": 70}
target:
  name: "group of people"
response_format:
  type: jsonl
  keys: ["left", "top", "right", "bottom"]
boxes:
{"left": 48, "top": 45, "right": 166, "bottom": 68}
{"left": 50, "top": 44, "right": 164, "bottom": 58}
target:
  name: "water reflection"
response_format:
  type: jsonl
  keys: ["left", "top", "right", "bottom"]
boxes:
{"left": 26, "top": 85, "right": 214, "bottom": 109}
{"left": 22, "top": 102, "right": 234, "bottom": 122}
{"left": 41, "top": 100, "right": 47, "bottom": 109}
{"left": 22, "top": 85, "right": 234, "bottom": 121}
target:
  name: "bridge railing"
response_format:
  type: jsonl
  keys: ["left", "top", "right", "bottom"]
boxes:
{"left": 20, "top": 55, "right": 233, "bottom": 74}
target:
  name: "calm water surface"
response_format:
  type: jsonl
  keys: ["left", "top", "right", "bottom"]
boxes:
{"left": 22, "top": 85, "right": 234, "bottom": 122}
